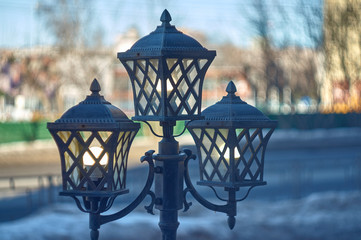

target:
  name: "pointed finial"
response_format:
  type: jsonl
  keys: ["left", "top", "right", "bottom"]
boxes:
{"left": 160, "top": 9, "right": 172, "bottom": 25}
{"left": 226, "top": 81, "right": 237, "bottom": 96}
{"left": 228, "top": 216, "right": 236, "bottom": 230}
{"left": 90, "top": 78, "right": 101, "bottom": 95}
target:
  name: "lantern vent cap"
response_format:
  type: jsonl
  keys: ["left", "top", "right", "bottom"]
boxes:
{"left": 54, "top": 79, "right": 131, "bottom": 124}
{"left": 118, "top": 9, "right": 216, "bottom": 58}
{"left": 201, "top": 81, "right": 273, "bottom": 122}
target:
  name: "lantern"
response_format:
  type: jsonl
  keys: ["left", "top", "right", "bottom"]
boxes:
{"left": 187, "top": 81, "right": 277, "bottom": 189}
{"left": 117, "top": 9, "right": 216, "bottom": 122}
{"left": 47, "top": 79, "right": 140, "bottom": 200}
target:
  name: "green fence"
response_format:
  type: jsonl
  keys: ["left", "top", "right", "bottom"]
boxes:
{"left": 0, "top": 121, "right": 52, "bottom": 144}
{"left": 269, "top": 113, "right": 361, "bottom": 129}
{"left": 0, "top": 120, "right": 188, "bottom": 145}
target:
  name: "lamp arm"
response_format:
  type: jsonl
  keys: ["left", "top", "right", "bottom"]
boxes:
{"left": 99, "top": 150, "right": 155, "bottom": 225}
{"left": 141, "top": 120, "right": 193, "bottom": 138}
{"left": 182, "top": 149, "right": 237, "bottom": 229}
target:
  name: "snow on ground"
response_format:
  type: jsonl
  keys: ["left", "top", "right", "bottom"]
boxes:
{"left": 1, "top": 190, "right": 361, "bottom": 240}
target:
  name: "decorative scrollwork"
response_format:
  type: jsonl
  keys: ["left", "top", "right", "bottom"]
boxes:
{"left": 182, "top": 187, "right": 193, "bottom": 212}
{"left": 99, "top": 150, "right": 155, "bottom": 226}
{"left": 144, "top": 190, "right": 156, "bottom": 215}
{"left": 182, "top": 148, "right": 238, "bottom": 230}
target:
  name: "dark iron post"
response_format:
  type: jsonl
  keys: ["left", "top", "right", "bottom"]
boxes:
{"left": 154, "top": 121, "right": 186, "bottom": 239}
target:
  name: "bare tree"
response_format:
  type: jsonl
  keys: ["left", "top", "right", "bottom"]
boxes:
{"left": 241, "top": 0, "right": 324, "bottom": 112}
{"left": 296, "top": 0, "right": 324, "bottom": 106}
{"left": 36, "top": 0, "right": 113, "bottom": 113}
{"left": 324, "top": 0, "right": 361, "bottom": 103}
{"left": 243, "top": 0, "right": 287, "bottom": 111}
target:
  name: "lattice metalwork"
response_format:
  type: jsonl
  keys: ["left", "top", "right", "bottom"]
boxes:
{"left": 114, "top": 131, "right": 137, "bottom": 190}
{"left": 166, "top": 58, "right": 209, "bottom": 116}
{"left": 125, "top": 59, "right": 161, "bottom": 117}
{"left": 51, "top": 129, "right": 136, "bottom": 195}
{"left": 188, "top": 126, "right": 274, "bottom": 187}
{"left": 123, "top": 58, "right": 211, "bottom": 121}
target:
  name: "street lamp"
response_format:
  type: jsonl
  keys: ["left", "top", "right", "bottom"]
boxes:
{"left": 117, "top": 9, "right": 215, "bottom": 122}
{"left": 185, "top": 81, "right": 276, "bottom": 228}
{"left": 48, "top": 9, "right": 276, "bottom": 240}
{"left": 47, "top": 79, "right": 146, "bottom": 239}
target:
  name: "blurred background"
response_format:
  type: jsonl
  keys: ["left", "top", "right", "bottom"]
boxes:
{"left": 1, "top": 0, "right": 361, "bottom": 239}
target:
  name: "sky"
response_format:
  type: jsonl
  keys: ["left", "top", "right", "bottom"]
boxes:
{"left": 0, "top": 0, "right": 323, "bottom": 49}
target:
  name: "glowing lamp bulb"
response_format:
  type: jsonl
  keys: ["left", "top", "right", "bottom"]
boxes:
{"left": 83, "top": 146, "right": 109, "bottom": 181}
{"left": 83, "top": 146, "right": 108, "bottom": 166}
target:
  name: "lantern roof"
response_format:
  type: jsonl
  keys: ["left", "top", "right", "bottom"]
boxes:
{"left": 117, "top": 9, "right": 216, "bottom": 59}
{"left": 53, "top": 79, "right": 131, "bottom": 125}
{"left": 190, "top": 81, "right": 277, "bottom": 128}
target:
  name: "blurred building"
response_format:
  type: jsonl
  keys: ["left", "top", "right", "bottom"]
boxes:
{"left": 0, "top": 25, "right": 327, "bottom": 121}
{"left": 323, "top": 0, "right": 361, "bottom": 113}
{"left": 0, "top": 47, "right": 115, "bottom": 121}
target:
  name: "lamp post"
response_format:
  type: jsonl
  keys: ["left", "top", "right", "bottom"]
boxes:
{"left": 48, "top": 9, "right": 276, "bottom": 240}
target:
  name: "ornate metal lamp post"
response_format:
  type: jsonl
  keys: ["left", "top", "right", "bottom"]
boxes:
{"left": 48, "top": 9, "right": 276, "bottom": 240}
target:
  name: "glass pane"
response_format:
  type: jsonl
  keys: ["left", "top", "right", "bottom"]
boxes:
{"left": 186, "top": 65, "right": 197, "bottom": 81}
{"left": 182, "top": 58, "right": 193, "bottom": 69}
{"left": 89, "top": 137, "right": 102, "bottom": 149}
{"left": 250, "top": 161, "right": 259, "bottom": 180}
{"left": 204, "top": 159, "right": 214, "bottom": 179}
{"left": 126, "top": 61, "right": 134, "bottom": 70}
{"left": 171, "top": 64, "right": 182, "bottom": 82}
{"left": 210, "top": 144, "right": 221, "bottom": 159}
{"left": 193, "top": 128, "right": 202, "bottom": 139}
{"left": 169, "top": 93, "right": 179, "bottom": 111}
{"left": 148, "top": 62, "right": 158, "bottom": 84}
{"left": 194, "top": 78, "right": 200, "bottom": 92}
{"left": 179, "top": 78, "right": 187, "bottom": 95}
{"left": 165, "top": 79, "right": 175, "bottom": 93}
{"left": 186, "top": 93, "right": 196, "bottom": 110}
{"left": 149, "top": 59, "right": 159, "bottom": 70}
{"left": 121, "top": 132, "right": 131, "bottom": 156}
{"left": 236, "top": 128, "right": 245, "bottom": 141}
{"left": 136, "top": 67, "right": 144, "bottom": 81}
{"left": 205, "top": 128, "right": 215, "bottom": 139}
{"left": 99, "top": 131, "right": 112, "bottom": 143}
{"left": 198, "top": 59, "right": 208, "bottom": 69}
{"left": 218, "top": 158, "right": 228, "bottom": 178}
{"left": 144, "top": 79, "right": 153, "bottom": 96}
{"left": 64, "top": 151, "right": 73, "bottom": 171}
{"left": 64, "top": 151, "right": 80, "bottom": 189}
{"left": 166, "top": 58, "right": 177, "bottom": 70}
{"left": 137, "top": 60, "right": 146, "bottom": 71}
{"left": 218, "top": 129, "right": 229, "bottom": 141}
{"left": 80, "top": 131, "right": 92, "bottom": 143}
{"left": 113, "top": 131, "right": 136, "bottom": 190}
{"left": 134, "top": 81, "right": 141, "bottom": 96}
{"left": 57, "top": 131, "right": 71, "bottom": 144}
{"left": 69, "top": 137, "right": 82, "bottom": 158}
{"left": 202, "top": 132, "right": 213, "bottom": 149}
{"left": 139, "top": 94, "right": 147, "bottom": 112}
{"left": 244, "top": 147, "right": 252, "bottom": 162}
